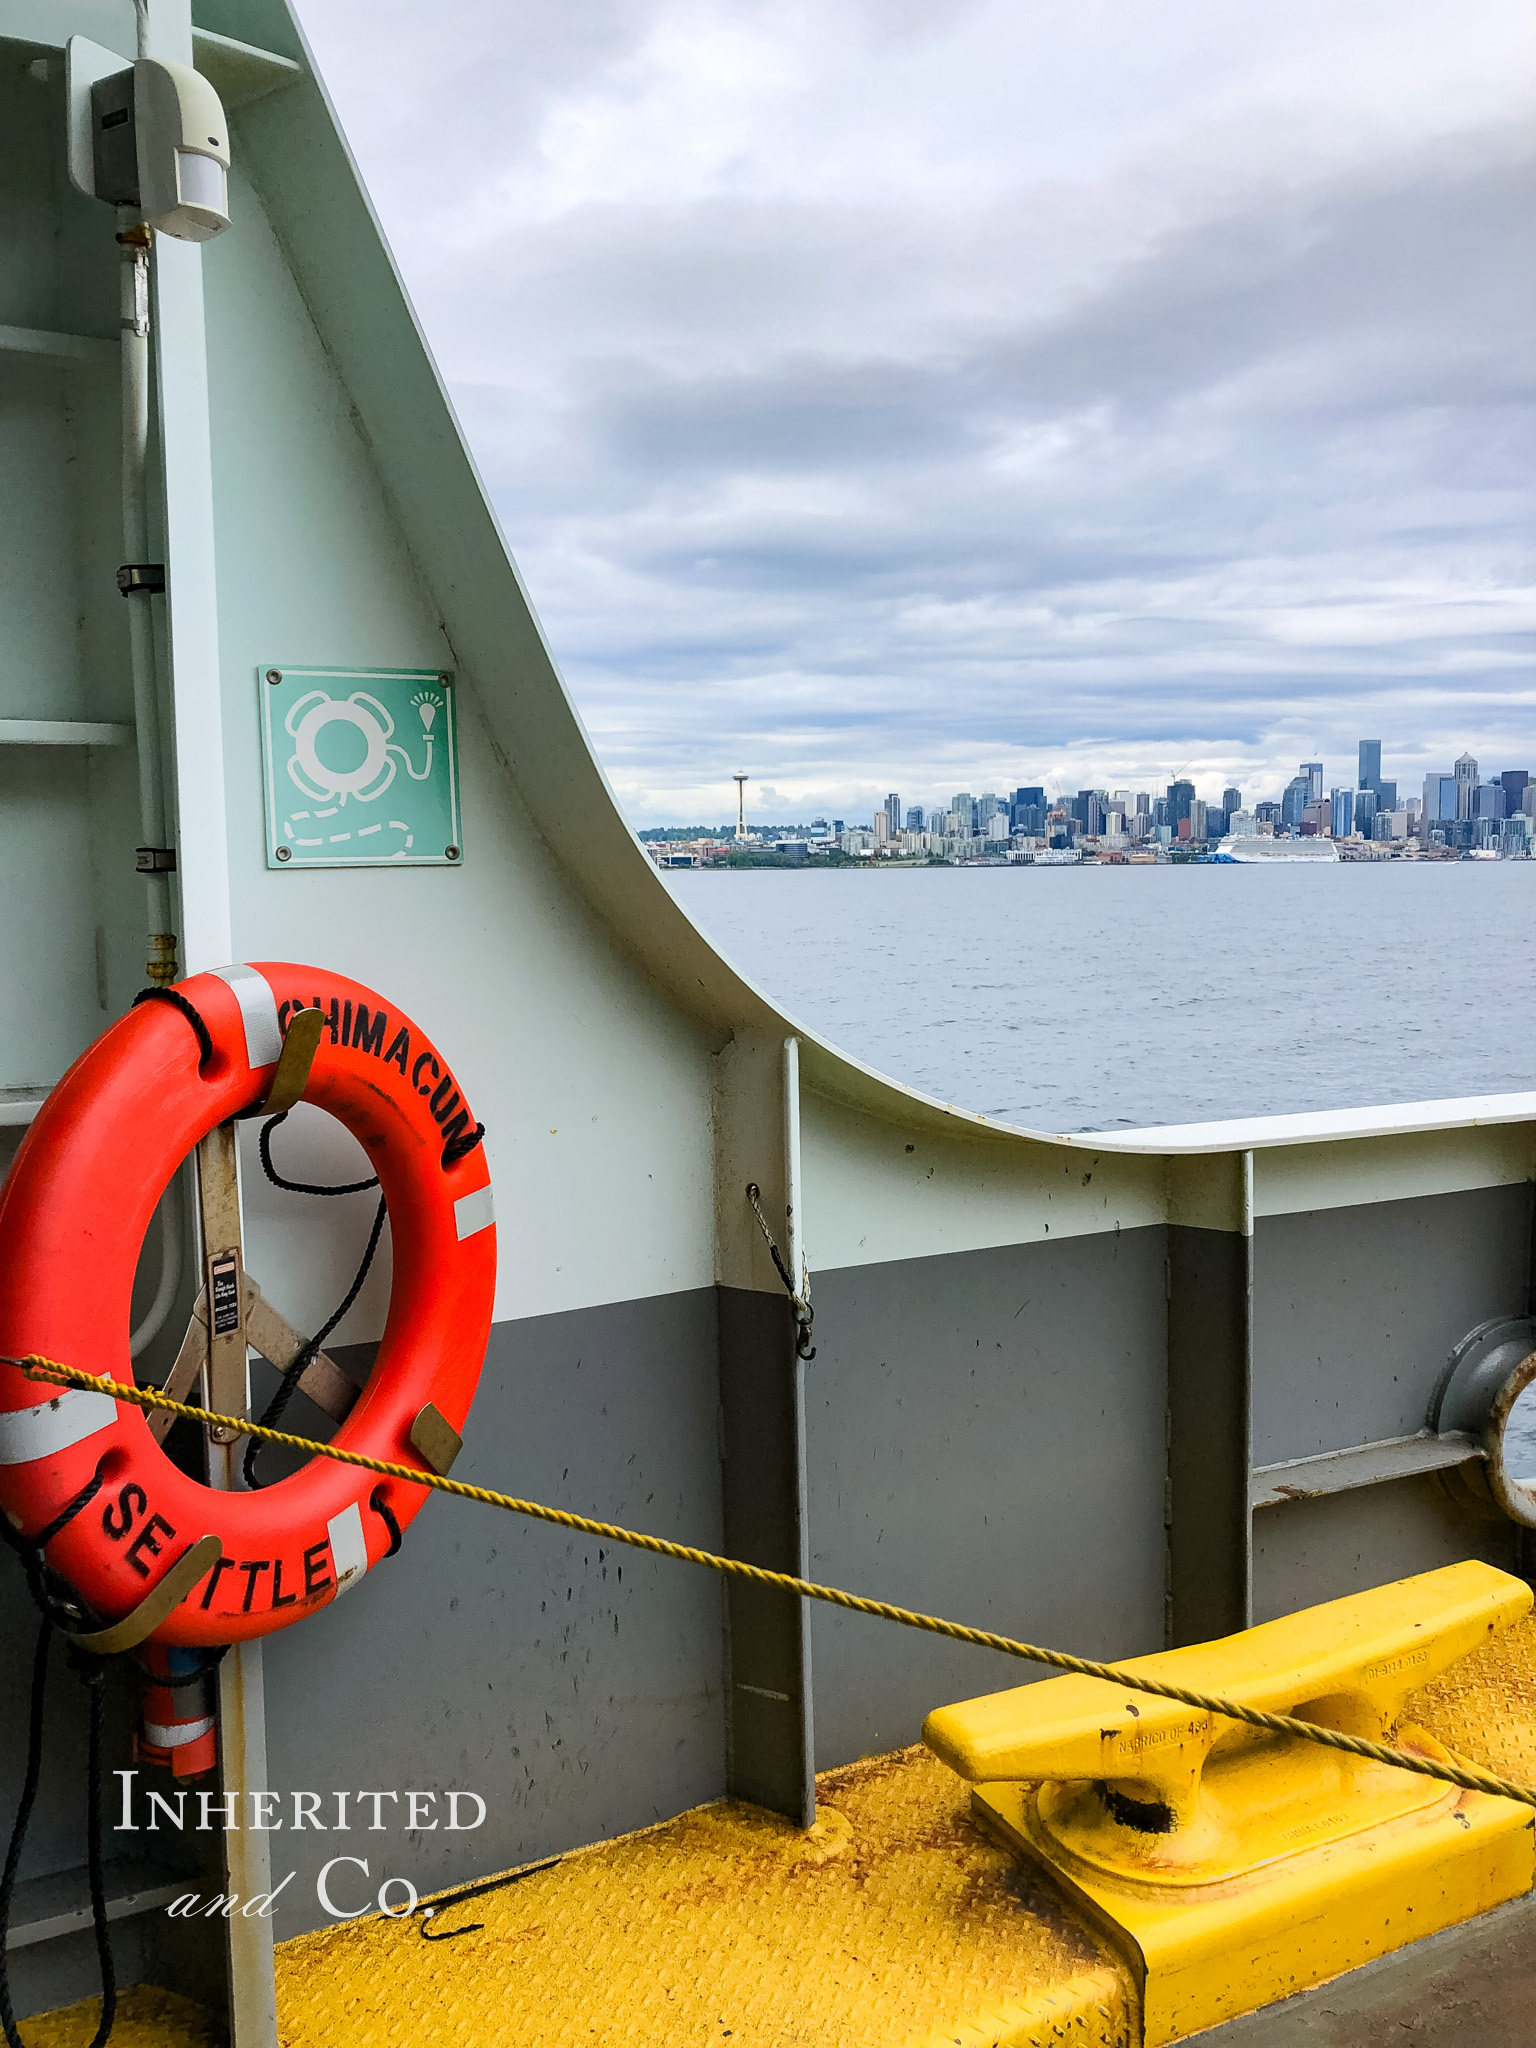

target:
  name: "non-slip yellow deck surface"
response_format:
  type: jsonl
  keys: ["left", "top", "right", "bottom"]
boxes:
{"left": 275, "top": 1746, "right": 1128, "bottom": 2048}
{"left": 29, "top": 1614, "right": 1536, "bottom": 2048}
{"left": 17, "top": 1985, "right": 224, "bottom": 2046}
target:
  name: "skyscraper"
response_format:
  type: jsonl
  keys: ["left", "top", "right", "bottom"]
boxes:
{"left": 1222, "top": 786, "right": 1241, "bottom": 815}
{"left": 1455, "top": 753, "right": 1478, "bottom": 820}
{"left": 884, "top": 794, "right": 902, "bottom": 837}
{"left": 1167, "top": 780, "right": 1194, "bottom": 824}
{"left": 1330, "top": 788, "right": 1354, "bottom": 838}
{"left": 905, "top": 806, "right": 924, "bottom": 832}
{"left": 1358, "top": 742, "right": 1381, "bottom": 798}
{"left": 1422, "top": 773, "right": 1457, "bottom": 826}
{"left": 1281, "top": 777, "right": 1312, "bottom": 831}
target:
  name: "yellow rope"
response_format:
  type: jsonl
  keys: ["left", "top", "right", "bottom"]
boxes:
{"left": 13, "top": 1352, "right": 1536, "bottom": 1813}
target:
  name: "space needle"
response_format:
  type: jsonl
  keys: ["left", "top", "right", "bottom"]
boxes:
{"left": 733, "top": 770, "right": 749, "bottom": 841}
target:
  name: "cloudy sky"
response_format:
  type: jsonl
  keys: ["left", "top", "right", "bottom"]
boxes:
{"left": 297, "top": 0, "right": 1535, "bottom": 828}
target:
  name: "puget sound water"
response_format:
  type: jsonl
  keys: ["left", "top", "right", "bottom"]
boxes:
{"left": 666, "top": 861, "right": 1535, "bottom": 1133}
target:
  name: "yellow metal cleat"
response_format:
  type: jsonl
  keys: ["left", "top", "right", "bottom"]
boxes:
{"left": 924, "top": 1560, "right": 1536, "bottom": 2045}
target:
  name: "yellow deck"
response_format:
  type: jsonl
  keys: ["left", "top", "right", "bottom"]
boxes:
{"left": 31, "top": 1613, "right": 1536, "bottom": 2048}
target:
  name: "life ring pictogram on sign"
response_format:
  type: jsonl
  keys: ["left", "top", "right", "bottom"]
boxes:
{"left": 0, "top": 963, "right": 495, "bottom": 1646}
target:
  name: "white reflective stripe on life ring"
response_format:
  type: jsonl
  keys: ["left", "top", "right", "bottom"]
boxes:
{"left": 143, "top": 1716, "right": 215, "bottom": 1748}
{"left": 454, "top": 1185, "right": 494, "bottom": 1241}
{"left": 327, "top": 1500, "right": 369, "bottom": 1596}
{"left": 0, "top": 1390, "right": 118, "bottom": 1467}
{"left": 209, "top": 964, "right": 284, "bottom": 1068}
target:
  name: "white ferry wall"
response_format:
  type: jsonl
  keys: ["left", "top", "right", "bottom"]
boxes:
{"left": 1, "top": 0, "right": 1534, "bottom": 2027}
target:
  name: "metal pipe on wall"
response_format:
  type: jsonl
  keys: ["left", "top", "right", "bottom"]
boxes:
{"left": 119, "top": 219, "right": 177, "bottom": 986}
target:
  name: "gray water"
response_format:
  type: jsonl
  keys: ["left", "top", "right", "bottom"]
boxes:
{"left": 667, "top": 862, "right": 1535, "bottom": 1131}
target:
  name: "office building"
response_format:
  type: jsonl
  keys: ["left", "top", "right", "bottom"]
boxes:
{"left": 1358, "top": 742, "right": 1381, "bottom": 797}
{"left": 1302, "top": 762, "right": 1324, "bottom": 802}
{"left": 1473, "top": 784, "right": 1505, "bottom": 821}
{"left": 951, "top": 793, "right": 975, "bottom": 834}
{"left": 884, "top": 794, "right": 902, "bottom": 837}
{"left": 905, "top": 806, "right": 924, "bottom": 832}
{"left": 1500, "top": 771, "right": 1530, "bottom": 817}
{"left": 1422, "top": 773, "right": 1458, "bottom": 825}
{"left": 1223, "top": 786, "right": 1241, "bottom": 815}
{"left": 1455, "top": 753, "right": 1479, "bottom": 819}
{"left": 1281, "top": 777, "right": 1312, "bottom": 831}
{"left": 1354, "top": 789, "right": 1378, "bottom": 838}
{"left": 1331, "top": 788, "right": 1354, "bottom": 838}
{"left": 1167, "top": 780, "right": 1194, "bottom": 825}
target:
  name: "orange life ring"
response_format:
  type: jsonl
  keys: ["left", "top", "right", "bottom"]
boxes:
{"left": 0, "top": 963, "right": 495, "bottom": 1646}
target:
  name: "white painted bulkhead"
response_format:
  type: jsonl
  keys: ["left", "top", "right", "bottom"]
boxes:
{"left": 2, "top": 0, "right": 1535, "bottom": 2031}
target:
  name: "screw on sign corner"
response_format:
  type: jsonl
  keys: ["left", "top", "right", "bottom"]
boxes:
{"left": 266, "top": 668, "right": 282, "bottom": 684}
{"left": 275, "top": 847, "right": 292, "bottom": 862}
{"left": 445, "top": 846, "right": 460, "bottom": 861}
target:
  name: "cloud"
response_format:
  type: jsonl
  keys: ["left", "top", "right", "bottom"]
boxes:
{"left": 295, "top": 0, "right": 1536, "bottom": 823}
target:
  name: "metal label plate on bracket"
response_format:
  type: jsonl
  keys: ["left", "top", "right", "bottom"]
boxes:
{"left": 259, "top": 665, "right": 463, "bottom": 869}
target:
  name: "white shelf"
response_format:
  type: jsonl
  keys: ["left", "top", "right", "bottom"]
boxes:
{"left": 0, "top": 1090, "right": 49, "bottom": 1128}
{"left": 0, "top": 324, "right": 115, "bottom": 365}
{"left": 0, "top": 719, "right": 132, "bottom": 747}
{"left": 6, "top": 1860, "right": 187, "bottom": 1950}
{"left": 1251, "top": 1430, "right": 1482, "bottom": 1510}
{"left": 193, "top": 27, "right": 304, "bottom": 108}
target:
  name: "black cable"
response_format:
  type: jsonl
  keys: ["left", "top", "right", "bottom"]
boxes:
{"left": 68, "top": 1648, "right": 116, "bottom": 2048}
{"left": 0, "top": 1622, "right": 53, "bottom": 2048}
{"left": 131, "top": 986, "right": 212, "bottom": 1069}
{"left": 258, "top": 1111, "right": 379, "bottom": 1198}
{"left": 33, "top": 1466, "right": 107, "bottom": 1555}
{"left": 245, "top": 1115, "right": 388, "bottom": 1488}
{"left": 0, "top": 1629, "right": 117, "bottom": 2048}
{"left": 368, "top": 1487, "right": 403, "bottom": 1558}
{"left": 441, "top": 1121, "right": 485, "bottom": 1169}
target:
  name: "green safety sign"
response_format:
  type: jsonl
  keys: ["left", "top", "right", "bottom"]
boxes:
{"left": 258, "top": 666, "right": 463, "bottom": 870}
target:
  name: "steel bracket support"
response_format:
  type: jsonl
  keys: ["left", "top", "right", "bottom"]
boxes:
{"left": 1165, "top": 1150, "right": 1254, "bottom": 1645}
{"left": 713, "top": 1032, "right": 815, "bottom": 1827}
{"left": 193, "top": 1115, "right": 279, "bottom": 2047}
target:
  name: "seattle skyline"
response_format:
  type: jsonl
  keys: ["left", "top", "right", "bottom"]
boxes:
{"left": 301, "top": 0, "right": 1536, "bottom": 828}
